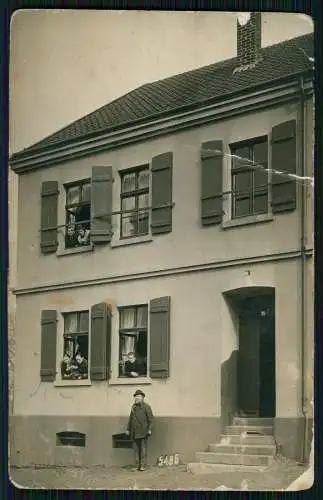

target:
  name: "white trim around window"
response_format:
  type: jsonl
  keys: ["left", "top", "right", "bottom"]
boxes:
{"left": 54, "top": 306, "right": 92, "bottom": 387}
{"left": 109, "top": 303, "right": 152, "bottom": 386}
{"left": 222, "top": 134, "right": 274, "bottom": 228}
{"left": 110, "top": 163, "right": 153, "bottom": 246}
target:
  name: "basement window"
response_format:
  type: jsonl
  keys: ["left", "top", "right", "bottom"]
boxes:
{"left": 56, "top": 431, "right": 86, "bottom": 447}
{"left": 112, "top": 432, "right": 133, "bottom": 449}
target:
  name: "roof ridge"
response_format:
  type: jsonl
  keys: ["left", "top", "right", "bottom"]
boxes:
{"left": 132, "top": 32, "right": 313, "bottom": 89}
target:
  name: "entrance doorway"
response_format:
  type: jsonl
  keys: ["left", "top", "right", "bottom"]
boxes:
{"left": 237, "top": 293, "right": 276, "bottom": 417}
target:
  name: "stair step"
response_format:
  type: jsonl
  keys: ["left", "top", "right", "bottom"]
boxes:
{"left": 219, "top": 434, "right": 276, "bottom": 446}
{"left": 187, "top": 462, "right": 268, "bottom": 474}
{"left": 233, "top": 417, "right": 274, "bottom": 426}
{"left": 196, "top": 451, "right": 274, "bottom": 466}
{"left": 208, "top": 443, "right": 276, "bottom": 456}
{"left": 225, "top": 425, "right": 273, "bottom": 436}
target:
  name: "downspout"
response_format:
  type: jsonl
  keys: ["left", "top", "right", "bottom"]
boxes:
{"left": 299, "top": 76, "right": 309, "bottom": 464}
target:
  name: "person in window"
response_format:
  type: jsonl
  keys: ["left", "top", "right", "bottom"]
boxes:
{"left": 77, "top": 225, "right": 90, "bottom": 246}
{"left": 66, "top": 224, "right": 78, "bottom": 248}
{"left": 74, "top": 352, "right": 88, "bottom": 379}
{"left": 124, "top": 352, "right": 146, "bottom": 378}
{"left": 61, "top": 353, "right": 72, "bottom": 379}
{"left": 125, "top": 389, "right": 153, "bottom": 471}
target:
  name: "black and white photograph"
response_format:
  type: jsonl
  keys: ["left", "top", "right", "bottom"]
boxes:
{"left": 8, "top": 9, "right": 314, "bottom": 490}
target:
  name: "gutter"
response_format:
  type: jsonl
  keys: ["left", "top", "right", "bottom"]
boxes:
{"left": 299, "top": 76, "right": 309, "bottom": 464}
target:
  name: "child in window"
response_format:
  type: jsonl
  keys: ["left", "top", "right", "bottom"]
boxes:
{"left": 61, "top": 353, "right": 72, "bottom": 379}
{"left": 77, "top": 225, "right": 90, "bottom": 246}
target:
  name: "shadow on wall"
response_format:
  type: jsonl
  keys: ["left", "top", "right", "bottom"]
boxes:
{"left": 221, "top": 350, "right": 238, "bottom": 429}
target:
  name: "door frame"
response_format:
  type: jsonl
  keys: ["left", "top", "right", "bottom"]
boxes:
{"left": 222, "top": 286, "right": 276, "bottom": 421}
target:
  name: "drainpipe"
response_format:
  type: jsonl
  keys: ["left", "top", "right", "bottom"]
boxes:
{"left": 298, "top": 76, "right": 309, "bottom": 464}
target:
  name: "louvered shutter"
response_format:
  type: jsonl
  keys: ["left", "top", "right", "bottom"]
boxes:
{"left": 151, "top": 152, "right": 173, "bottom": 234}
{"left": 91, "top": 166, "right": 113, "bottom": 243}
{"left": 90, "top": 303, "right": 111, "bottom": 380}
{"left": 271, "top": 120, "right": 297, "bottom": 213}
{"left": 201, "top": 140, "right": 223, "bottom": 225}
{"left": 40, "top": 181, "right": 59, "bottom": 254}
{"left": 40, "top": 310, "right": 57, "bottom": 382}
{"left": 149, "top": 296, "right": 170, "bottom": 379}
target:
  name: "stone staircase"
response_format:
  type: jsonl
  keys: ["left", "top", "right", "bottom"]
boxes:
{"left": 188, "top": 417, "right": 277, "bottom": 473}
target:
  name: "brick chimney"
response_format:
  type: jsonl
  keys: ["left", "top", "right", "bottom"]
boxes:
{"left": 235, "top": 12, "right": 262, "bottom": 72}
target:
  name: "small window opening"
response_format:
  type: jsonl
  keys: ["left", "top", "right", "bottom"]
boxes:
{"left": 112, "top": 432, "right": 133, "bottom": 449}
{"left": 56, "top": 431, "right": 86, "bottom": 447}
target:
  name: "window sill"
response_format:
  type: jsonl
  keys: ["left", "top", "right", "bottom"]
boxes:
{"left": 54, "top": 379, "right": 92, "bottom": 387}
{"left": 110, "top": 234, "right": 153, "bottom": 248}
{"left": 109, "top": 377, "right": 152, "bottom": 386}
{"left": 221, "top": 213, "right": 273, "bottom": 230}
{"left": 56, "top": 244, "right": 94, "bottom": 257}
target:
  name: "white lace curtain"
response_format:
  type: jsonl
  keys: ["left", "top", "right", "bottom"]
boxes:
{"left": 119, "top": 307, "right": 147, "bottom": 357}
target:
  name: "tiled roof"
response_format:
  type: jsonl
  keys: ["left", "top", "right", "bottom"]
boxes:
{"left": 11, "top": 33, "right": 313, "bottom": 161}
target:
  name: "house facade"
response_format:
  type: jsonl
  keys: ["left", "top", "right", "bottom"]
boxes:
{"left": 10, "top": 16, "right": 314, "bottom": 468}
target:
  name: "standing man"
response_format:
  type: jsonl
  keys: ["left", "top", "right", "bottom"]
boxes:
{"left": 125, "top": 389, "right": 153, "bottom": 471}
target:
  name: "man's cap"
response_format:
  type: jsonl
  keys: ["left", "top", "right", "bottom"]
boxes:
{"left": 133, "top": 389, "right": 145, "bottom": 397}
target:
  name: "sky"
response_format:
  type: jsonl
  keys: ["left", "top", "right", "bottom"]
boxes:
{"left": 9, "top": 10, "right": 313, "bottom": 154}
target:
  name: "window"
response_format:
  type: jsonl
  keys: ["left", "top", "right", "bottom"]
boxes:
{"left": 61, "top": 311, "right": 89, "bottom": 380}
{"left": 120, "top": 167, "right": 149, "bottom": 238}
{"left": 118, "top": 305, "right": 148, "bottom": 378}
{"left": 231, "top": 138, "right": 269, "bottom": 219}
{"left": 112, "top": 433, "right": 133, "bottom": 449}
{"left": 56, "top": 431, "right": 86, "bottom": 447}
{"left": 65, "top": 180, "right": 91, "bottom": 248}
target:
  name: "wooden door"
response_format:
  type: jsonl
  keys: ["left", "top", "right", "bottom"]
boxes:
{"left": 238, "top": 308, "right": 261, "bottom": 416}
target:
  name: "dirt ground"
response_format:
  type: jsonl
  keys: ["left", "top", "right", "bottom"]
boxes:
{"left": 10, "top": 456, "right": 309, "bottom": 491}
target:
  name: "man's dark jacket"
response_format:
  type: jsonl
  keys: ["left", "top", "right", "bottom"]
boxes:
{"left": 125, "top": 359, "right": 146, "bottom": 377}
{"left": 127, "top": 401, "right": 153, "bottom": 439}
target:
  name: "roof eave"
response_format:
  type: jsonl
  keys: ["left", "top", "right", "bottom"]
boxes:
{"left": 10, "top": 70, "right": 314, "bottom": 174}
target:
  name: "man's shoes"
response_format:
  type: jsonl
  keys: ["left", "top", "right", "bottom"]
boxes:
{"left": 139, "top": 466, "right": 146, "bottom": 471}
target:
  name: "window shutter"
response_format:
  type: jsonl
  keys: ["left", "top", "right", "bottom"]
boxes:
{"left": 90, "top": 302, "right": 111, "bottom": 380}
{"left": 40, "top": 310, "right": 57, "bottom": 382}
{"left": 40, "top": 181, "right": 59, "bottom": 254}
{"left": 151, "top": 152, "right": 173, "bottom": 234}
{"left": 149, "top": 296, "right": 170, "bottom": 379}
{"left": 271, "top": 120, "right": 297, "bottom": 213}
{"left": 91, "top": 166, "right": 113, "bottom": 244}
{"left": 201, "top": 140, "right": 223, "bottom": 225}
